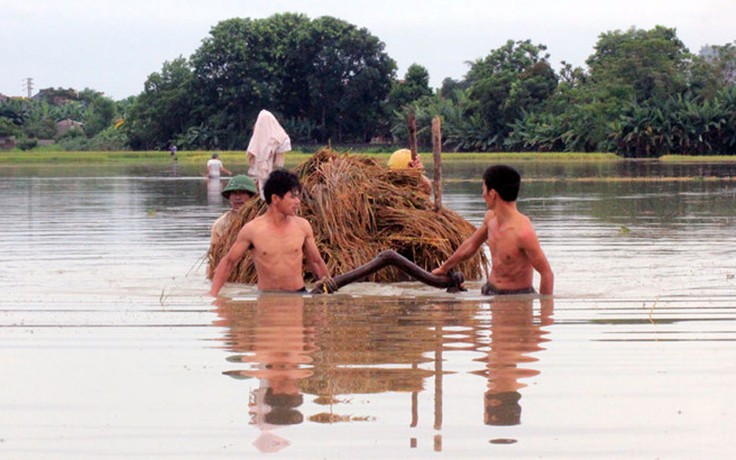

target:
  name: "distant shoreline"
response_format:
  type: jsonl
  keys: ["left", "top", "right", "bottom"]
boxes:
{"left": 3, "top": 150, "right": 734, "bottom": 166}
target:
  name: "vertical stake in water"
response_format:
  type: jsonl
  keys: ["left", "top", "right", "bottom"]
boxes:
{"left": 408, "top": 110, "right": 418, "bottom": 162}
{"left": 432, "top": 116, "right": 443, "bottom": 212}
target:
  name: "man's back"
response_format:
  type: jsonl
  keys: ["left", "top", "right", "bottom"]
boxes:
{"left": 485, "top": 210, "right": 536, "bottom": 291}
{"left": 207, "top": 158, "right": 223, "bottom": 177}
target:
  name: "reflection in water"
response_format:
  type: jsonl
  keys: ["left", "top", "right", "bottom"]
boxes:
{"left": 213, "top": 296, "right": 554, "bottom": 452}
{"left": 214, "top": 295, "right": 316, "bottom": 453}
{"left": 475, "top": 297, "right": 553, "bottom": 427}
{"left": 1, "top": 164, "right": 734, "bottom": 457}
{"left": 207, "top": 178, "right": 224, "bottom": 207}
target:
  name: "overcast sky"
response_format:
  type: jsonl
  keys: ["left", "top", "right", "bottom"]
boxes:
{"left": 1, "top": 0, "right": 734, "bottom": 100}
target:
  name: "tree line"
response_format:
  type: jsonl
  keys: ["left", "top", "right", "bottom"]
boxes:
{"left": 2, "top": 13, "right": 735, "bottom": 157}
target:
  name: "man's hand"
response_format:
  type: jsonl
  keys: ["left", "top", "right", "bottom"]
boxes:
{"left": 311, "top": 276, "right": 339, "bottom": 294}
{"left": 431, "top": 267, "right": 446, "bottom": 276}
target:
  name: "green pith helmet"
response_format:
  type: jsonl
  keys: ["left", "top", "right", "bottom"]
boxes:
{"left": 221, "top": 175, "right": 257, "bottom": 198}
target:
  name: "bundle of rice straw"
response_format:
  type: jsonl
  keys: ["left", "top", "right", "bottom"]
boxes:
{"left": 207, "top": 148, "right": 488, "bottom": 284}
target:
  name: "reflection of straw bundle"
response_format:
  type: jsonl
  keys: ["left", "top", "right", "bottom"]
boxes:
{"left": 207, "top": 148, "right": 487, "bottom": 284}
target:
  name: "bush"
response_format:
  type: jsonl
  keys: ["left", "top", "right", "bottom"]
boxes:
{"left": 17, "top": 138, "right": 38, "bottom": 151}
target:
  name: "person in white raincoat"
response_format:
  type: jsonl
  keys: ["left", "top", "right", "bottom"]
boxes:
{"left": 247, "top": 110, "right": 292, "bottom": 198}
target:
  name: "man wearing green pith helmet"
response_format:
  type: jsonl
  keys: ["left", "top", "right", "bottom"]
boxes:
{"left": 210, "top": 175, "right": 258, "bottom": 246}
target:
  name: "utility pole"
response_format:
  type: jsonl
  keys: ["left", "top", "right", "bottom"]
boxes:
{"left": 22, "top": 77, "right": 34, "bottom": 98}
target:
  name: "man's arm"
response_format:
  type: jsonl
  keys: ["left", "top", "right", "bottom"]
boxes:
{"left": 519, "top": 227, "right": 554, "bottom": 296}
{"left": 431, "top": 216, "right": 489, "bottom": 276}
{"left": 209, "top": 225, "right": 252, "bottom": 296}
{"left": 301, "top": 219, "right": 329, "bottom": 281}
{"left": 221, "top": 165, "right": 233, "bottom": 176}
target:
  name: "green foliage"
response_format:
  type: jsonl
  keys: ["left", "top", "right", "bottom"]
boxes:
{"left": 0, "top": 86, "right": 124, "bottom": 151}
{"left": 610, "top": 87, "right": 736, "bottom": 157}
{"left": 17, "top": 137, "right": 38, "bottom": 151}
{"left": 4, "top": 22, "right": 736, "bottom": 158}
{"left": 463, "top": 39, "right": 558, "bottom": 150}
{"left": 0, "top": 117, "right": 17, "bottom": 136}
{"left": 586, "top": 26, "right": 690, "bottom": 103}
{"left": 388, "top": 64, "right": 434, "bottom": 110}
{"left": 389, "top": 88, "right": 471, "bottom": 149}
{"left": 24, "top": 118, "right": 57, "bottom": 139}
{"left": 87, "top": 126, "right": 129, "bottom": 151}
{"left": 282, "top": 117, "right": 318, "bottom": 143}
{"left": 689, "top": 42, "right": 736, "bottom": 101}
{"left": 125, "top": 56, "right": 195, "bottom": 149}
{"left": 179, "top": 13, "right": 396, "bottom": 147}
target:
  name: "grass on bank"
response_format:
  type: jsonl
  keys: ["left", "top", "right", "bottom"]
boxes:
{"left": 1, "top": 148, "right": 735, "bottom": 165}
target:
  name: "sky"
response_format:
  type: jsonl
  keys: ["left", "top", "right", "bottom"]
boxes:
{"left": 1, "top": 0, "right": 735, "bottom": 101}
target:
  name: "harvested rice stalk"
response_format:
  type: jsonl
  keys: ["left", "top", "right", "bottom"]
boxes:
{"left": 207, "top": 148, "right": 488, "bottom": 284}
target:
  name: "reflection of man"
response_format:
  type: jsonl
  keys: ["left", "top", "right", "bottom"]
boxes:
{"left": 482, "top": 297, "right": 553, "bottom": 426}
{"left": 214, "top": 294, "right": 315, "bottom": 453}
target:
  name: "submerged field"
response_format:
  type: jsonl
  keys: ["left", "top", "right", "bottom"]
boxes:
{"left": 0, "top": 149, "right": 628, "bottom": 166}
{"left": 3, "top": 149, "right": 736, "bottom": 169}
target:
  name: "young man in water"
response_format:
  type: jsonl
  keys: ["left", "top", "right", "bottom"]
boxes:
{"left": 432, "top": 165, "right": 554, "bottom": 296}
{"left": 209, "top": 169, "right": 331, "bottom": 296}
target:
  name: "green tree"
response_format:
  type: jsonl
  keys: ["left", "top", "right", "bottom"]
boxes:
{"left": 78, "top": 89, "right": 117, "bottom": 137}
{"left": 188, "top": 14, "right": 396, "bottom": 146}
{"left": 460, "top": 39, "right": 557, "bottom": 150}
{"left": 586, "top": 26, "right": 690, "bottom": 103}
{"left": 689, "top": 42, "right": 736, "bottom": 101}
{"left": 301, "top": 15, "right": 395, "bottom": 142}
{"left": 125, "top": 56, "right": 195, "bottom": 149}
{"left": 509, "top": 27, "right": 696, "bottom": 155}
{"left": 389, "top": 64, "right": 433, "bottom": 109}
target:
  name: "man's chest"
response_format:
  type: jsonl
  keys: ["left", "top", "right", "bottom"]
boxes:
{"left": 252, "top": 228, "right": 304, "bottom": 255}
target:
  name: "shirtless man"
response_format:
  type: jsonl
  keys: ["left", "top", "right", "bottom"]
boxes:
{"left": 432, "top": 165, "right": 553, "bottom": 296}
{"left": 208, "top": 169, "right": 330, "bottom": 296}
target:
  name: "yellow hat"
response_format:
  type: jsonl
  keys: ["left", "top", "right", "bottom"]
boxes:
{"left": 388, "top": 149, "right": 413, "bottom": 170}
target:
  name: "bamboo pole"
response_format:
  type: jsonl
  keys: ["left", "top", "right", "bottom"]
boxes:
{"left": 408, "top": 110, "right": 418, "bottom": 162}
{"left": 432, "top": 116, "right": 443, "bottom": 212}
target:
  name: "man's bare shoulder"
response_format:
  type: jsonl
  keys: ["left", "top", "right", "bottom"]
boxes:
{"left": 291, "top": 215, "right": 313, "bottom": 231}
{"left": 514, "top": 212, "right": 539, "bottom": 244}
{"left": 238, "top": 214, "right": 267, "bottom": 236}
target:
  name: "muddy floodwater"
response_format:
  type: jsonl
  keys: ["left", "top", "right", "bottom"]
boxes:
{"left": 1, "top": 160, "right": 735, "bottom": 459}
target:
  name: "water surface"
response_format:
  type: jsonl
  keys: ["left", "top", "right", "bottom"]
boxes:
{"left": 1, "top": 161, "right": 735, "bottom": 458}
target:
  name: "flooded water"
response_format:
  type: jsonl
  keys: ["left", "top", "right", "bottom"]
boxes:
{"left": 1, "top": 160, "right": 735, "bottom": 459}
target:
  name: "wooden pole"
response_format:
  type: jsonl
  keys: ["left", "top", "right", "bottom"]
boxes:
{"left": 408, "top": 110, "right": 418, "bottom": 162}
{"left": 432, "top": 116, "right": 443, "bottom": 212}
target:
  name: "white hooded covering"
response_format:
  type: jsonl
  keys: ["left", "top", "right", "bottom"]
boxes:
{"left": 247, "top": 110, "right": 292, "bottom": 197}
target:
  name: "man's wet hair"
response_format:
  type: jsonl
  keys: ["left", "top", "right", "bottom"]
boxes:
{"left": 263, "top": 169, "right": 302, "bottom": 205}
{"left": 483, "top": 165, "right": 521, "bottom": 202}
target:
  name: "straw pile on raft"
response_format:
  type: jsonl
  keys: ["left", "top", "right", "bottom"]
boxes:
{"left": 207, "top": 148, "right": 488, "bottom": 284}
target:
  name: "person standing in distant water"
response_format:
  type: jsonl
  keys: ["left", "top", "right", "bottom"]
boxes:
{"left": 432, "top": 164, "right": 554, "bottom": 296}
{"left": 207, "top": 152, "right": 233, "bottom": 178}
